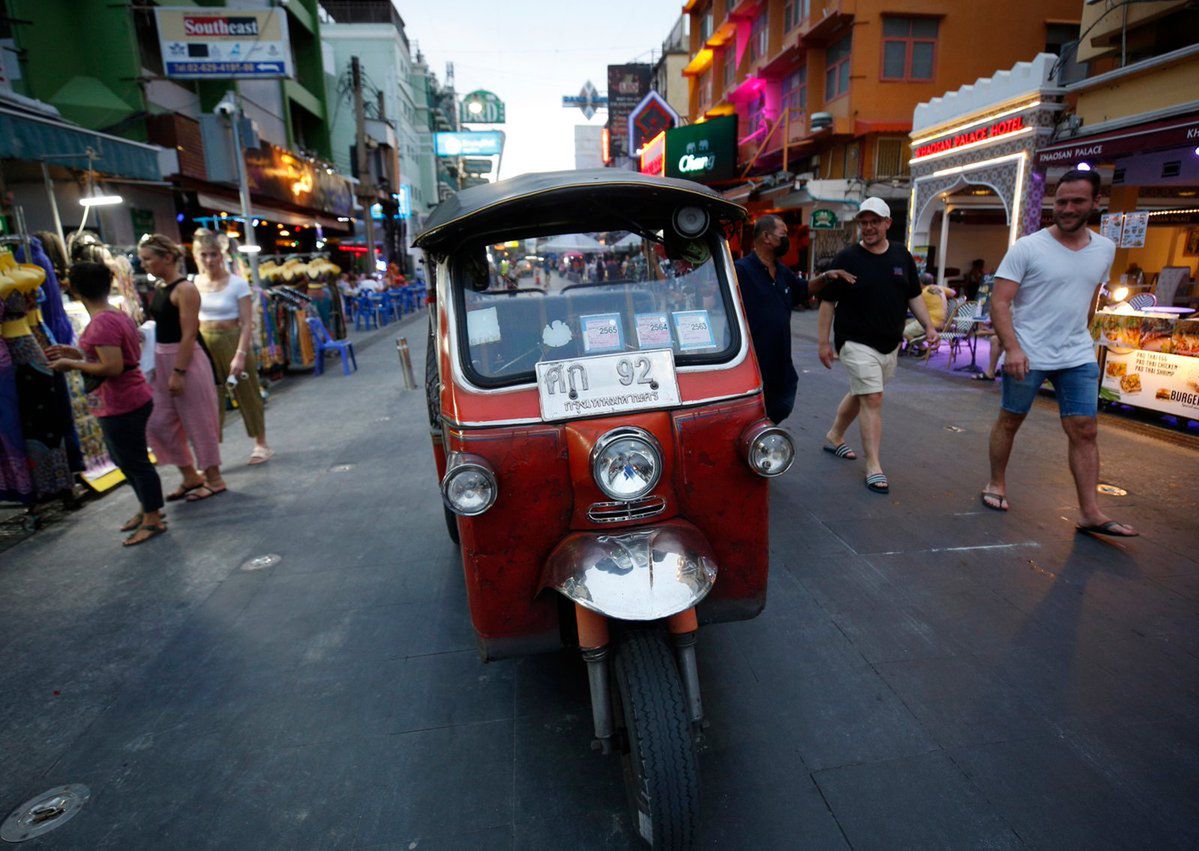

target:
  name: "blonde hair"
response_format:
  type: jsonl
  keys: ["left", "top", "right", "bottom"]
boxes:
{"left": 138, "top": 233, "right": 184, "bottom": 264}
{"left": 191, "top": 227, "right": 229, "bottom": 259}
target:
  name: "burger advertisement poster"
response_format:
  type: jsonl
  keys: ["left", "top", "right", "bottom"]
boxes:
{"left": 1096, "top": 314, "right": 1199, "bottom": 417}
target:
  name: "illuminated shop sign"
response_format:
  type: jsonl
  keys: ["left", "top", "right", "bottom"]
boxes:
{"left": 912, "top": 116, "right": 1026, "bottom": 159}
{"left": 639, "top": 131, "right": 665, "bottom": 176}
{"left": 664, "top": 115, "right": 737, "bottom": 182}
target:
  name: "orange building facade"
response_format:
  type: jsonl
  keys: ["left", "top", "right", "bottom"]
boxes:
{"left": 681, "top": 0, "right": 1081, "bottom": 268}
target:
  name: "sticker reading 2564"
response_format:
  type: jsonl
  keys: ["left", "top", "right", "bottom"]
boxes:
{"left": 535, "top": 349, "right": 681, "bottom": 421}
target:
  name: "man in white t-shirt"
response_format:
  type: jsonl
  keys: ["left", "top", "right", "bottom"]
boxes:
{"left": 981, "top": 169, "right": 1137, "bottom": 537}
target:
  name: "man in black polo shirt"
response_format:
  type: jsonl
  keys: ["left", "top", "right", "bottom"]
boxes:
{"left": 817, "top": 198, "right": 938, "bottom": 494}
{"left": 735, "top": 214, "right": 852, "bottom": 423}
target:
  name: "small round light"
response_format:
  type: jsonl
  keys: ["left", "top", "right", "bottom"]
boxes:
{"left": 591, "top": 428, "right": 662, "bottom": 501}
{"left": 749, "top": 428, "right": 795, "bottom": 477}
{"left": 1075, "top": 162, "right": 1092, "bottom": 171}
{"left": 442, "top": 459, "right": 498, "bottom": 516}
{"left": 672, "top": 205, "right": 710, "bottom": 238}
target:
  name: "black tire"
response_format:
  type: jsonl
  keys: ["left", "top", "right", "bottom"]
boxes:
{"left": 613, "top": 629, "right": 699, "bottom": 849}
{"left": 444, "top": 505, "right": 460, "bottom": 546}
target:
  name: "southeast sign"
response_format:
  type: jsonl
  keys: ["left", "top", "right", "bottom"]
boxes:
{"left": 664, "top": 115, "right": 736, "bottom": 182}
{"left": 435, "top": 131, "right": 504, "bottom": 157}
{"left": 461, "top": 90, "right": 505, "bottom": 124}
{"left": 155, "top": 7, "right": 293, "bottom": 79}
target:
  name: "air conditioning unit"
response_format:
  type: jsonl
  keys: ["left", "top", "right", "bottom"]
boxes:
{"left": 810, "top": 112, "right": 833, "bottom": 131}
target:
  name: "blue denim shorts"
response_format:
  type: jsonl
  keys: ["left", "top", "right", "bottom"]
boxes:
{"left": 1001, "top": 361, "right": 1099, "bottom": 418}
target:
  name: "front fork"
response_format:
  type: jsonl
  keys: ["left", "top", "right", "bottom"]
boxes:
{"left": 576, "top": 603, "right": 704, "bottom": 755}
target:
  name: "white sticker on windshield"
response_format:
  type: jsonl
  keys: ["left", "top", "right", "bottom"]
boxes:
{"left": 673, "top": 310, "right": 715, "bottom": 350}
{"left": 580, "top": 313, "right": 624, "bottom": 354}
{"left": 467, "top": 307, "right": 501, "bottom": 345}
{"left": 634, "top": 312, "right": 672, "bottom": 349}
{"left": 542, "top": 319, "right": 573, "bottom": 348}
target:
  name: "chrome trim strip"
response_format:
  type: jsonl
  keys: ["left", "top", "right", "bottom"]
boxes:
{"left": 441, "top": 388, "right": 761, "bottom": 429}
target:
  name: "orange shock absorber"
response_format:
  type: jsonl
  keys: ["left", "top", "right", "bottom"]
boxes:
{"left": 575, "top": 604, "right": 614, "bottom": 753}
{"left": 666, "top": 607, "right": 698, "bottom": 635}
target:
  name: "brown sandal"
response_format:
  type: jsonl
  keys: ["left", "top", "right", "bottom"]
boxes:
{"left": 120, "top": 513, "right": 144, "bottom": 532}
{"left": 166, "top": 481, "right": 205, "bottom": 501}
{"left": 123, "top": 522, "right": 167, "bottom": 547}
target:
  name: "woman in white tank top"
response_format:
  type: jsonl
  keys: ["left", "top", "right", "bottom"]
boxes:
{"left": 193, "top": 229, "right": 273, "bottom": 465}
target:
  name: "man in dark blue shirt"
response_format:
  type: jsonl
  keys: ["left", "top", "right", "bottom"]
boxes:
{"left": 735, "top": 215, "right": 847, "bottom": 423}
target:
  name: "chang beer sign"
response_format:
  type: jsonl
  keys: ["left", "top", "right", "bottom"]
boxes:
{"left": 461, "top": 90, "right": 505, "bottom": 124}
{"left": 664, "top": 115, "right": 736, "bottom": 183}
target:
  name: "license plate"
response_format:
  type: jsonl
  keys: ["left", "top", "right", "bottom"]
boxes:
{"left": 535, "top": 349, "right": 681, "bottom": 421}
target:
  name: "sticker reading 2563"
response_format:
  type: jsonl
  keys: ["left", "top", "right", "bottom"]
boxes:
{"left": 535, "top": 349, "right": 681, "bottom": 421}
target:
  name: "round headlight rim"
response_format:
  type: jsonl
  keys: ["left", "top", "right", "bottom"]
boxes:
{"left": 441, "top": 459, "right": 499, "bottom": 516}
{"left": 590, "top": 426, "right": 664, "bottom": 503}
{"left": 747, "top": 425, "right": 795, "bottom": 477}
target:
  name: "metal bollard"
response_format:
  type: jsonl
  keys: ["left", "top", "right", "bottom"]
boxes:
{"left": 396, "top": 337, "right": 418, "bottom": 390}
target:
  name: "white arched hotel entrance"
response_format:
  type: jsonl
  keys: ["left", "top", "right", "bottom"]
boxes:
{"left": 906, "top": 54, "right": 1066, "bottom": 287}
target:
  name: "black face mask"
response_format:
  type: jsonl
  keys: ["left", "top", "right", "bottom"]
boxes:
{"left": 772, "top": 235, "right": 790, "bottom": 258}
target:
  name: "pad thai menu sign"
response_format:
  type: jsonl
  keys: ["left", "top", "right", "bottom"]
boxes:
{"left": 155, "top": 7, "right": 294, "bottom": 79}
{"left": 1094, "top": 312, "right": 1199, "bottom": 418}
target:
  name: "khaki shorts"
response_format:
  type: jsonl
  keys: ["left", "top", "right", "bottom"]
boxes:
{"left": 840, "top": 340, "right": 897, "bottom": 395}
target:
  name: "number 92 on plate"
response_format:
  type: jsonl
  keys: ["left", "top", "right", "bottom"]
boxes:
{"left": 535, "top": 349, "right": 681, "bottom": 421}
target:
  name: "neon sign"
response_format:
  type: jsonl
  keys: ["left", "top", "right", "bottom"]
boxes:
{"left": 639, "top": 131, "right": 666, "bottom": 176}
{"left": 913, "top": 116, "right": 1026, "bottom": 159}
{"left": 677, "top": 153, "right": 715, "bottom": 173}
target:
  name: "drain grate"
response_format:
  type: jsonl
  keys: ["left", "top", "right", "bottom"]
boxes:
{"left": 1097, "top": 483, "right": 1128, "bottom": 496}
{"left": 241, "top": 553, "right": 281, "bottom": 571}
{"left": 1, "top": 785, "right": 90, "bottom": 842}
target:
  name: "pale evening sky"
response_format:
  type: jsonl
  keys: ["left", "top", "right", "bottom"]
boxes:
{"left": 394, "top": 0, "right": 686, "bottom": 180}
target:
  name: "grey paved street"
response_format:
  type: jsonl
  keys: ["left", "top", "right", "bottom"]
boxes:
{"left": 2, "top": 310, "right": 1198, "bottom": 849}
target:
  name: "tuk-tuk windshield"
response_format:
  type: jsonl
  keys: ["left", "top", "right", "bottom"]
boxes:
{"left": 456, "top": 231, "right": 739, "bottom": 386}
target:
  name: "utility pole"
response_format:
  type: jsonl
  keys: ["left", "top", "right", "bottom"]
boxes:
{"left": 352, "top": 56, "right": 378, "bottom": 272}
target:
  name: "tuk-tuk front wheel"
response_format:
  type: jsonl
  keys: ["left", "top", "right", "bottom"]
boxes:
{"left": 444, "top": 506, "right": 460, "bottom": 545}
{"left": 613, "top": 629, "right": 699, "bottom": 849}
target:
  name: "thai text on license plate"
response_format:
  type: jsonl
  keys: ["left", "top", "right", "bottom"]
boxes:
{"left": 535, "top": 349, "right": 681, "bottom": 421}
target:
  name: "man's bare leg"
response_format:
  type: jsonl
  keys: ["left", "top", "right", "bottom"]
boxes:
{"left": 984, "top": 409, "right": 1026, "bottom": 509}
{"left": 1062, "top": 415, "right": 1136, "bottom": 534}
{"left": 826, "top": 392, "right": 861, "bottom": 447}
{"left": 857, "top": 392, "right": 884, "bottom": 476}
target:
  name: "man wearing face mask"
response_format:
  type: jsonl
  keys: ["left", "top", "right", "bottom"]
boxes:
{"left": 736, "top": 215, "right": 852, "bottom": 423}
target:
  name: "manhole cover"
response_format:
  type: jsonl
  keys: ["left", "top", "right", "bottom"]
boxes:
{"left": 1, "top": 785, "right": 90, "bottom": 842}
{"left": 240, "top": 553, "right": 281, "bottom": 571}
{"left": 330, "top": 464, "right": 355, "bottom": 473}
{"left": 944, "top": 425, "right": 965, "bottom": 432}
{"left": 1097, "top": 483, "right": 1128, "bottom": 496}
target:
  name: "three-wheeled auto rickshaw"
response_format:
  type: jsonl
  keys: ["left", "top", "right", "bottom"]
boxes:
{"left": 415, "top": 170, "right": 795, "bottom": 848}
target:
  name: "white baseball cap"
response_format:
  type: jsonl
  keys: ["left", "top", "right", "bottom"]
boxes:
{"left": 855, "top": 197, "right": 891, "bottom": 219}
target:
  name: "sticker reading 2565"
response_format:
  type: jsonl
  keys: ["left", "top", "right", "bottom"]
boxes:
{"left": 535, "top": 349, "right": 681, "bottom": 421}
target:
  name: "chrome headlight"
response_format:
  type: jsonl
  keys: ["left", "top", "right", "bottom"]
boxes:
{"left": 741, "top": 423, "right": 795, "bottom": 477}
{"left": 441, "top": 453, "right": 498, "bottom": 516}
{"left": 591, "top": 427, "right": 662, "bottom": 502}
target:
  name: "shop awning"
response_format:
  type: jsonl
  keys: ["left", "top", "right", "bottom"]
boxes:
{"left": 0, "top": 105, "right": 170, "bottom": 181}
{"left": 196, "top": 192, "right": 348, "bottom": 231}
{"left": 1035, "top": 115, "right": 1199, "bottom": 167}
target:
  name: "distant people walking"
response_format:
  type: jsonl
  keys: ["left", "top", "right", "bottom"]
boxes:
{"left": 816, "top": 198, "right": 938, "bottom": 493}
{"left": 981, "top": 169, "right": 1137, "bottom": 536}
{"left": 139, "top": 234, "right": 226, "bottom": 503}
{"left": 192, "top": 229, "right": 272, "bottom": 465}
{"left": 47, "top": 263, "right": 166, "bottom": 546}
{"left": 736, "top": 215, "right": 846, "bottom": 423}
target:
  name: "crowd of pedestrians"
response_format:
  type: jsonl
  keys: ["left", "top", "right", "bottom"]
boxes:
{"left": 737, "top": 169, "right": 1137, "bottom": 538}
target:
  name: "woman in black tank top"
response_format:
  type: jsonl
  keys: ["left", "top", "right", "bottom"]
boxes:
{"left": 138, "top": 234, "right": 226, "bottom": 502}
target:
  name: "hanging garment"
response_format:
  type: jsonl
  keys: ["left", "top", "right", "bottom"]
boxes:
{"left": 3, "top": 316, "right": 75, "bottom": 500}
{"left": 16, "top": 236, "right": 74, "bottom": 346}
{"left": 0, "top": 299, "right": 34, "bottom": 504}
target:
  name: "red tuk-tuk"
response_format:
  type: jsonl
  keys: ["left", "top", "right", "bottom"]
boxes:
{"left": 415, "top": 170, "right": 794, "bottom": 847}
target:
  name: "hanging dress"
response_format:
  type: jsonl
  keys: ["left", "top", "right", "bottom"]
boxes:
{"left": 2, "top": 289, "right": 74, "bottom": 500}
{"left": 0, "top": 295, "right": 34, "bottom": 503}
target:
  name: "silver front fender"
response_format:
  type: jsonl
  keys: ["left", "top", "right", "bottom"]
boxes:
{"left": 541, "top": 522, "right": 718, "bottom": 621}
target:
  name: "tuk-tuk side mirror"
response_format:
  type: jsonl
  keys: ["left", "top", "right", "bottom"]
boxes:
{"left": 462, "top": 251, "right": 490, "bottom": 291}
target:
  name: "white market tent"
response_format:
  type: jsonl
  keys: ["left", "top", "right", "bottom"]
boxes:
{"left": 539, "top": 233, "right": 607, "bottom": 253}
{"left": 610, "top": 232, "right": 641, "bottom": 250}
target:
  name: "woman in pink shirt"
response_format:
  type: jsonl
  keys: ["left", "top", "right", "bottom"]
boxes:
{"left": 48, "top": 262, "right": 166, "bottom": 546}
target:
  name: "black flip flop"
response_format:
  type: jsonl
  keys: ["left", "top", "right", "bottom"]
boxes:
{"left": 186, "top": 484, "right": 228, "bottom": 503}
{"left": 865, "top": 473, "right": 889, "bottom": 494}
{"left": 123, "top": 522, "right": 167, "bottom": 547}
{"left": 166, "top": 481, "right": 205, "bottom": 502}
{"left": 823, "top": 443, "right": 857, "bottom": 460}
{"left": 980, "top": 491, "right": 1008, "bottom": 512}
{"left": 1076, "top": 520, "right": 1139, "bottom": 538}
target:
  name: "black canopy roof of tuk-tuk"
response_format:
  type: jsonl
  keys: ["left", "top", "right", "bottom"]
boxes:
{"left": 413, "top": 169, "right": 747, "bottom": 255}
